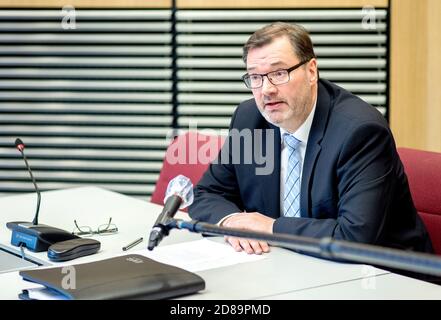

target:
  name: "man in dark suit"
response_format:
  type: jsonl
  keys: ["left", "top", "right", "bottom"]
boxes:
{"left": 188, "top": 22, "right": 432, "bottom": 256}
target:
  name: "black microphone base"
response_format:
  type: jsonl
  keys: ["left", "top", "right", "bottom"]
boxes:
{"left": 6, "top": 221, "right": 79, "bottom": 252}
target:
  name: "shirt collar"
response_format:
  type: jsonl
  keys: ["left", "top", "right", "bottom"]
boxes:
{"left": 280, "top": 98, "right": 317, "bottom": 145}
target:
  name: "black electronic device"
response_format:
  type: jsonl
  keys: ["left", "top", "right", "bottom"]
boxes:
{"left": 7, "top": 138, "right": 78, "bottom": 252}
{"left": 47, "top": 238, "right": 101, "bottom": 262}
{"left": 7, "top": 222, "right": 78, "bottom": 252}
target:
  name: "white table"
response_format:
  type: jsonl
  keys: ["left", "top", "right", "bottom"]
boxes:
{"left": 1, "top": 186, "right": 440, "bottom": 300}
{"left": 264, "top": 272, "right": 441, "bottom": 300}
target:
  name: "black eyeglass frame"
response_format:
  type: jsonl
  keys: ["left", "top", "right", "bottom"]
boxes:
{"left": 242, "top": 59, "right": 310, "bottom": 89}
{"left": 72, "top": 217, "right": 118, "bottom": 236}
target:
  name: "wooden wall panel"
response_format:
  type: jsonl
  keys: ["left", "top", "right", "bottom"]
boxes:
{"left": 0, "top": 0, "right": 171, "bottom": 8}
{"left": 390, "top": 0, "right": 441, "bottom": 152}
{"left": 177, "top": 0, "right": 388, "bottom": 8}
{"left": 426, "top": 0, "right": 441, "bottom": 151}
{"left": 0, "top": 0, "right": 388, "bottom": 9}
{"left": 390, "top": 0, "right": 427, "bottom": 149}
{"left": 0, "top": 0, "right": 388, "bottom": 8}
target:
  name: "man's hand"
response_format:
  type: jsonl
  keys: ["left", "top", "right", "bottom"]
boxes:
{"left": 221, "top": 212, "right": 275, "bottom": 255}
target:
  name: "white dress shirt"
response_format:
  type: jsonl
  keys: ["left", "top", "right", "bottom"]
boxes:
{"left": 218, "top": 100, "right": 317, "bottom": 224}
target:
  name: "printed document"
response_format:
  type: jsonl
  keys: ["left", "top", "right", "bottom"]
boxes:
{"left": 139, "top": 238, "right": 266, "bottom": 272}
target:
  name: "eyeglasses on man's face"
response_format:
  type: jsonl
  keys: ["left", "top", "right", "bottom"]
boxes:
{"left": 72, "top": 217, "right": 118, "bottom": 236}
{"left": 242, "top": 60, "right": 309, "bottom": 89}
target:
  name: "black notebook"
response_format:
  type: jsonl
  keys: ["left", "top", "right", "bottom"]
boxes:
{"left": 19, "top": 254, "right": 205, "bottom": 300}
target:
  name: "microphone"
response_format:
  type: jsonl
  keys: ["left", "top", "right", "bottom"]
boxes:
{"left": 15, "top": 138, "right": 40, "bottom": 225}
{"left": 147, "top": 175, "right": 193, "bottom": 251}
{"left": 6, "top": 138, "right": 78, "bottom": 252}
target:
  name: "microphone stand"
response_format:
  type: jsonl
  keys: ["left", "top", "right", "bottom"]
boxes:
{"left": 7, "top": 138, "right": 78, "bottom": 252}
{"left": 17, "top": 145, "right": 41, "bottom": 225}
{"left": 167, "top": 218, "right": 441, "bottom": 277}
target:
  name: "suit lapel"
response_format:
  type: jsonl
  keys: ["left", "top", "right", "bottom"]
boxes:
{"left": 300, "top": 81, "right": 331, "bottom": 217}
{"left": 261, "top": 123, "right": 281, "bottom": 219}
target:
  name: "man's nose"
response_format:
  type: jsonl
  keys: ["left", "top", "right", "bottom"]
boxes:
{"left": 261, "top": 76, "right": 277, "bottom": 94}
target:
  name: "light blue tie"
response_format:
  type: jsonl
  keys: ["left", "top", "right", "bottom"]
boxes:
{"left": 283, "top": 134, "right": 301, "bottom": 218}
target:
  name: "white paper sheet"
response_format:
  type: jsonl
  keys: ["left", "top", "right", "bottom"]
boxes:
{"left": 138, "top": 238, "right": 267, "bottom": 272}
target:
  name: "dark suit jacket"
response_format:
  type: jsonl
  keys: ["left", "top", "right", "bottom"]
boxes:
{"left": 188, "top": 79, "right": 433, "bottom": 253}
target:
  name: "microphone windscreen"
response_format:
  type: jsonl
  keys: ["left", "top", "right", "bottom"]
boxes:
{"left": 15, "top": 138, "right": 25, "bottom": 151}
{"left": 15, "top": 138, "right": 24, "bottom": 147}
{"left": 164, "top": 175, "right": 194, "bottom": 209}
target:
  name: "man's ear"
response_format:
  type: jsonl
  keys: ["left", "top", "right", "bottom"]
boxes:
{"left": 307, "top": 58, "right": 318, "bottom": 83}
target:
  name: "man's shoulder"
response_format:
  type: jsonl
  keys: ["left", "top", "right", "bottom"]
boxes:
{"left": 321, "top": 79, "right": 387, "bottom": 127}
{"left": 237, "top": 98, "right": 259, "bottom": 114}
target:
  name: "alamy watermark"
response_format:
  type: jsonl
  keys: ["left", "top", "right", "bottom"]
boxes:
{"left": 165, "top": 122, "right": 276, "bottom": 176}
{"left": 61, "top": 5, "right": 76, "bottom": 30}
{"left": 362, "top": 5, "right": 377, "bottom": 30}
{"left": 361, "top": 265, "right": 377, "bottom": 290}
{"left": 61, "top": 265, "right": 76, "bottom": 290}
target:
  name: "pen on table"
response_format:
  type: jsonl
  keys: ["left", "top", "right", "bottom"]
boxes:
{"left": 122, "top": 237, "right": 144, "bottom": 251}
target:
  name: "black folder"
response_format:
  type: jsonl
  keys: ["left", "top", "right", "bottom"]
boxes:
{"left": 19, "top": 254, "right": 205, "bottom": 300}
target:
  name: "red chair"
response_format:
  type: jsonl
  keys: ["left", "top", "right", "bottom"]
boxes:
{"left": 398, "top": 147, "right": 441, "bottom": 254}
{"left": 151, "top": 131, "right": 225, "bottom": 209}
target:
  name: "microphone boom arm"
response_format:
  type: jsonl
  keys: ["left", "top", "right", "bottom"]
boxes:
{"left": 170, "top": 218, "right": 441, "bottom": 278}
{"left": 20, "top": 150, "right": 41, "bottom": 225}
